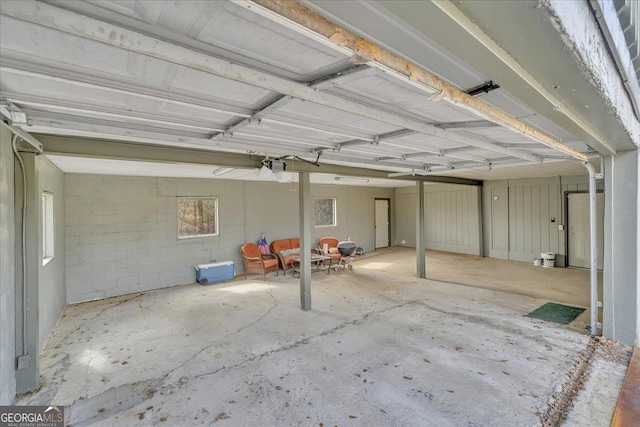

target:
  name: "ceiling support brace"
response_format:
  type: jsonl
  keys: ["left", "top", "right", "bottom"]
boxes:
{"left": 311, "top": 129, "right": 416, "bottom": 154}
{"left": 248, "top": 0, "right": 588, "bottom": 162}
{"left": 210, "top": 65, "right": 374, "bottom": 143}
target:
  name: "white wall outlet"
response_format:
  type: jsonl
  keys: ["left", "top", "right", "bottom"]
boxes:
{"left": 400, "top": 240, "right": 406, "bottom": 245}
{"left": 558, "top": 224, "right": 564, "bottom": 231}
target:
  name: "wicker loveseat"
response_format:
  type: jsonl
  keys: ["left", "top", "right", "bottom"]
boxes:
{"left": 271, "top": 238, "right": 301, "bottom": 275}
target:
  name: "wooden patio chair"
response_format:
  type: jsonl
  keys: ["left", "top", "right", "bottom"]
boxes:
{"left": 240, "top": 242, "right": 279, "bottom": 281}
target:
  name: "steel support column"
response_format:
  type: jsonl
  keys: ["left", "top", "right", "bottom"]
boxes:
{"left": 416, "top": 181, "right": 426, "bottom": 278}
{"left": 13, "top": 152, "right": 39, "bottom": 394}
{"left": 299, "top": 171, "right": 312, "bottom": 310}
{"left": 583, "top": 161, "right": 601, "bottom": 335}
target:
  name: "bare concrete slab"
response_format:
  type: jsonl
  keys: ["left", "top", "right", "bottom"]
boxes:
{"left": 564, "top": 340, "right": 633, "bottom": 427}
{"left": 357, "top": 247, "right": 601, "bottom": 310}
{"left": 19, "top": 267, "right": 599, "bottom": 426}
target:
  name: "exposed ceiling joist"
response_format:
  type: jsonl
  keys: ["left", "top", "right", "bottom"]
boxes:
{"left": 435, "top": 121, "right": 500, "bottom": 130}
{"left": 8, "top": 95, "right": 225, "bottom": 132}
{"left": 247, "top": 0, "right": 589, "bottom": 162}
{"left": 0, "top": 1, "right": 542, "bottom": 164}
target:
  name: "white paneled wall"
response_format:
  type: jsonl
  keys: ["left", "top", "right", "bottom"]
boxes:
{"left": 507, "top": 178, "right": 560, "bottom": 263}
{"left": 482, "top": 175, "right": 604, "bottom": 266}
{"left": 395, "top": 184, "right": 482, "bottom": 255}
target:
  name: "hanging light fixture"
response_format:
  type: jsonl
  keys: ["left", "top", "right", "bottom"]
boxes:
{"left": 334, "top": 176, "right": 370, "bottom": 183}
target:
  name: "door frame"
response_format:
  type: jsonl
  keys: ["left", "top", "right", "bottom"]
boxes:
{"left": 374, "top": 198, "right": 391, "bottom": 249}
{"left": 563, "top": 190, "right": 604, "bottom": 268}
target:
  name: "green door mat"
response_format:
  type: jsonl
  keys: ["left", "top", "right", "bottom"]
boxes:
{"left": 526, "top": 302, "right": 586, "bottom": 324}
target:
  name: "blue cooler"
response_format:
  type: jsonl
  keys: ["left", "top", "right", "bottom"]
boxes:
{"left": 195, "top": 261, "right": 235, "bottom": 285}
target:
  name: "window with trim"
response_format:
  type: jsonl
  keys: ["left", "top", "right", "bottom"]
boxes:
{"left": 314, "top": 198, "right": 336, "bottom": 227}
{"left": 42, "top": 192, "right": 54, "bottom": 265}
{"left": 177, "top": 197, "right": 218, "bottom": 239}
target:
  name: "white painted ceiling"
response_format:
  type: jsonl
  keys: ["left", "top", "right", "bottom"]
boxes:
{"left": 1, "top": 0, "right": 596, "bottom": 182}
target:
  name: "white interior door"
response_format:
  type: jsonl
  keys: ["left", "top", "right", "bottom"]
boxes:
{"left": 568, "top": 193, "right": 604, "bottom": 269}
{"left": 375, "top": 199, "right": 389, "bottom": 248}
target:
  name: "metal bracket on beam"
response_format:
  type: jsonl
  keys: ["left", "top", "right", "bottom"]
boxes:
{"left": 465, "top": 80, "right": 500, "bottom": 97}
{"left": 248, "top": 116, "right": 262, "bottom": 126}
{"left": 0, "top": 121, "right": 43, "bottom": 152}
{"left": 222, "top": 130, "right": 234, "bottom": 138}
{"left": 0, "top": 98, "right": 28, "bottom": 125}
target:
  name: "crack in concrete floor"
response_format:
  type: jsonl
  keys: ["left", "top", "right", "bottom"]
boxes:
{"left": 16, "top": 258, "right": 626, "bottom": 426}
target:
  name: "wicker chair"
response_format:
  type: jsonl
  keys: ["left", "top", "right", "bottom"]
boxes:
{"left": 240, "top": 243, "right": 279, "bottom": 281}
{"left": 319, "top": 237, "right": 343, "bottom": 263}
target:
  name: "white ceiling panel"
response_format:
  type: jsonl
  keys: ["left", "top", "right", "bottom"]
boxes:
{"left": 167, "top": 66, "right": 274, "bottom": 108}
{"left": 1, "top": 16, "right": 163, "bottom": 83}
{"left": 85, "top": 0, "right": 164, "bottom": 23}
{"left": 82, "top": 0, "right": 350, "bottom": 81}
{"left": 403, "top": 100, "right": 482, "bottom": 123}
{"left": 276, "top": 100, "right": 402, "bottom": 135}
{"left": 331, "top": 73, "right": 429, "bottom": 105}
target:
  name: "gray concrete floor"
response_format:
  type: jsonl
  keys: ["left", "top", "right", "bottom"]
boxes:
{"left": 359, "top": 247, "right": 602, "bottom": 309}
{"left": 20, "top": 249, "right": 627, "bottom": 426}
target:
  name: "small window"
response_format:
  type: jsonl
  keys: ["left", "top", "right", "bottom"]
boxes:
{"left": 177, "top": 197, "right": 218, "bottom": 239}
{"left": 314, "top": 198, "right": 336, "bottom": 227}
{"left": 42, "top": 192, "right": 54, "bottom": 265}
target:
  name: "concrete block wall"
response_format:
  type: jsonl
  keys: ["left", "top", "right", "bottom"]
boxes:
{"left": 243, "top": 182, "right": 394, "bottom": 251}
{"left": 66, "top": 174, "right": 394, "bottom": 303}
{"left": 38, "top": 157, "right": 66, "bottom": 350}
{"left": 65, "top": 175, "right": 245, "bottom": 303}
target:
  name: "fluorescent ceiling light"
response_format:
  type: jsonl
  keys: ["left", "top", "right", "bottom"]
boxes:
{"left": 334, "top": 176, "right": 369, "bottom": 183}
{"left": 213, "top": 167, "right": 234, "bottom": 176}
